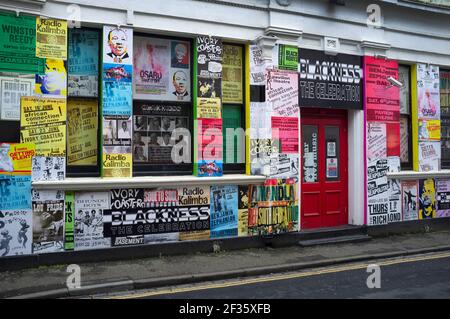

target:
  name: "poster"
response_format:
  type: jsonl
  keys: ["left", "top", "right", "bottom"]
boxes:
{"left": 68, "top": 28, "right": 99, "bottom": 97}
{"left": 270, "top": 153, "right": 299, "bottom": 179}
{"left": 418, "top": 179, "right": 436, "bottom": 219}
{"left": 250, "top": 101, "right": 272, "bottom": 139}
{"left": 102, "top": 150, "right": 132, "bottom": 178}
{"left": 133, "top": 102, "right": 190, "bottom": 164}
{"left": 249, "top": 45, "right": 265, "bottom": 86}
{"left": 222, "top": 44, "right": 243, "bottom": 104}
{"left": 386, "top": 122, "right": 400, "bottom": 157}
{"left": 74, "top": 192, "right": 111, "bottom": 250}
{"left": 35, "top": 59, "right": 67, "bottom": 97}
{"left": 198, "top": 118, "right": 223, "bottom": 177}
{"left": 36, "top": 17, "right": 67, "bottom": 60}
{"left": 367, "top": 159, "right": 389, "bottom": 226}
{"left": 0, "top": 12, "right": 44, "bottom": 74}
{"left": 402, "top": 180, "right": 418, "bottom": 221}
{"left": 271, "top": 117, "right": 298, "bottom": 153}
{"left": 0, "top": 142, "right": 35, "bottom": 173}
{"left": 103, "top": 116, "right": 132, "bottom": 148}
{"left": 67, "top": 99, "right": 98, "bottom": 165}
{"left": 32, "top": 189, "right": 65, "bottom": 253}
{"left": 248, "top": 178, "right": 299, "bottom": 235}
{"left": 326, "top": 158, "right": 338, "bottom": 178}
{"left": 102, "top": 63, "right": 132, "bottom": 116}
{"left": 418, "top": 141, "right": 441, "bottom": 171}
{"left": 210, "top": 185, "right": 238, "bottom": 238}
{"left": 299, "top": 49, "right": 363, "bottom": 109}
{"left": 103, "top": 186, "right": 210, "bottom": 238}
{"left": 64, "top": 191, "right": 74, "bottom": 250}
{"left": 0, "top": 175, "right": 31, "bottom": 211}
{"left": 31, "top": 156, "right": 65, "bottom": 181}
{"left": 103, "top": 26, "right": 133, "bottom": 65}
{"left": 20, "top": 96, "right": 67, "bottom": 157}
{"left": 417, "top": 64, "right": 440, "bottom": 120}
{"left": 388, "top": 178, "right": 402, "bottom": 224}
{"left": 302, "top": 125, "right": 318, "bottom": 183}
{"left": 0, "top": 209, "right": 32, "bottom": 256}
{"left": 134, "top": 36, "right": 191, "bottom": 102}
{"left": 266, "top": 70, "right": 299, "bottom": 117}
{"left": 238, "top": 186, "right": 249, "bottom": 237}
{"left": 250, "top": 139, "right": 277, "bottom": 176}
{"left": 399, "top": 65, "right": 410, "bottom": 115}
{"left": 278, "top": 45, "right": 298, "bottom": 71}
{"left": 0, "top": 76, "right": 35, "bottom": 120}
{"left": 418, "top": 119, "right": 440, "bottom": 141}
{"left": 364, "top": 56, "right": 400, "bottom": 122}
{"left": 436, "top": 180, "right": 450, "bottom": 218}
{"left": 196, "top": 35, "right": 222, "bottom": 118}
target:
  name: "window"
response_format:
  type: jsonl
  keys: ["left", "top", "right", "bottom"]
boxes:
{"left": 440, "top": 69, "right": 450, "bottom": 168}
{"left": 399, "top": 64, "right": 412, "bottom": 170}
{"left": 132, "top": 33, "right": 193, "bottom": 175}
{"left": 66, "top": 28, "right": 101, "bottom": 177}
{"left": 222, "top": 43, "right": 245, "bottom": 173}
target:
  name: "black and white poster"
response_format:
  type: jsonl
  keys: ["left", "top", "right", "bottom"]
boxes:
{"left": 0, "top": 209, "right": 32, "bottom": 256}
{"left": 197, "top": 36, "right": 223, "bottom": 80}
{"left": 299, "top": 49, "right": 363, "bottom": 109}
{"left": 367, "top": 159, "right": 389, "bottom": 226}
{"left": 31, "top": 156, "right": 66, "bottom": 181}
{"left": 388, "top": 178, "right": 402, "bottom": 224}
{"left": 104, "top": 187, "right": 210, "bottom": 238}
{"left": 32, "top": 190, "right": 65, "bottom": 253}
{"left": 132, "top": 102, "right": 190, "bottom": 164}
{"left": 74, "top": 192, "right": 111, "bottom": 251}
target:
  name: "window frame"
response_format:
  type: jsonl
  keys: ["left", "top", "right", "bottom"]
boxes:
{"left": 399, "top": 64, "right": 413, "bottom": 171}
{"left": 132, "top": 32, "right": 194, "bottom": 176}
{"left": 440, "top": 68, "right": 450, "bottom": 169}
{"left": 66, "top": 26, "right": 102, "bottom": 177}
{"left": 222, "top": 42, "right": 246, "bottom": 174}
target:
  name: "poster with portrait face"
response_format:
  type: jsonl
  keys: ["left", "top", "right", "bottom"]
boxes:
{"left": 133, "top": 36, "right": 191, "bottom": 102}
{"left": 419, "top": 178, "right": 436, "bottom": 219}
{"left": 103, "top": 26, "right": 133, "bottom": 65}
{"left": 417, "top": 64, "right": 440, "bottom": 120}
{"left": 35, "top": 59, "right": 67, "bottom": 98}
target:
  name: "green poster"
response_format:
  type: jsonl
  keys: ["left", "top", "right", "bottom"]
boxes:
{"left": 0, "top": 12, "right": 44, "bottom": 74}
{"left": 278, "top": 45, "right": 298, "bottom": 71}
{"left": 64, "top": 191, "right": 75, "bottom": 250}
{"left": 223, "top": 105, "right": 243, "bottom": 164}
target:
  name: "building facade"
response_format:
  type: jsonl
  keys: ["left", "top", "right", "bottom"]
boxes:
{"left": 0, "top": 0, "right": 449, "bottom": 257}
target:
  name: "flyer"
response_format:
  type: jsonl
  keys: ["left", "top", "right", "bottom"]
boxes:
{"left": 197, "top": 118, "right": 223, "bottom": 177}
{"left": 32, "top": 156, "right": 65, "bottom": 182}
{"left": 417, "top": 63, "right": 440, "bottom": 120}
{"left": 266, "top": 70, "right": 299, "bottom": 118}
{"left": 210, "top": 185, "right": 238, "bottom": 238}
{"left": 401, "top": 180, "right": 419, "bottom": 221}
{"left": 436, "top": 179, "right": 450, "bottom": 218}
{"left": 0, "top": 76, "right": 35, "bottom": 120}
{"left": 222, "top": 44, "right": 243, "bottom": 104}
{"left": 36, "top": 18, "right": 67, "bottom": 60}
{"left": 0, "top": 209, "right": 33, "bottom": 256}
{"left": 418, "top": 179, "right": 436, "bottom": 219}
{"left": 367, "top": 159, "right": 389, "bottom": 226}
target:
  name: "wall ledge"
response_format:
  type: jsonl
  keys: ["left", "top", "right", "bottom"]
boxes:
{"left": 32, "top": 174, "right": 267, "bottom": 191}
{"left": 387, "top": 170, "right": 450, "bottom": 180}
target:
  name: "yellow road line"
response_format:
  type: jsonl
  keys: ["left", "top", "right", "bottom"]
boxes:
{"left": 105, "top": 251, "right": 450, "bottom": 299}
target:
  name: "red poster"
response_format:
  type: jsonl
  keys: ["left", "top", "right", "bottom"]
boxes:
{"left": 364, "top": 56, "right": 400, "bottom": 122}
{"left": 271, "top": 116, "right": 299, "bottom": 153}
{"left": 386, "top": 122, "right": 400, "bottom": 157}
{"left": 198, "top": 118, "right": 223, "bottom": 161}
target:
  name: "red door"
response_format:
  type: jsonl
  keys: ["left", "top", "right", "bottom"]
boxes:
{"left": 301, "top": 109, "right": 348, "bottom": 229}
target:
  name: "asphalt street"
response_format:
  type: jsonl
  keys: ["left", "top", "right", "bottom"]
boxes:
{"left": 102, "top": 252, "right": 450, "bottom": 299}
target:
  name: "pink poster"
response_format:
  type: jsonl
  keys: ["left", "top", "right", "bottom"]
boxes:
{"left": 271, "top": 116, "right": 299, "bottom": 153}
{"left": 364, "top": 56, "right": 400, "bottom": 122}
{"left": 266, "top": 70, "right": 299, "bottom": 118}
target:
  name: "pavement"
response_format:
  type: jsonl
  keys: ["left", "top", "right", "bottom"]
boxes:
{"left": 1, "top": 230, "right": 450, "bottom": 298}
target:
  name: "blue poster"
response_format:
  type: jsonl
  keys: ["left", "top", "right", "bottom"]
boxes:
{"left": 197, "top": 160, "right": 223, "bottom": 177}
{"left": 68, "top": 29, "right": 99, "bottom": 76}
{"left": 210, "top": 185, "right": 238, "bottom": 238}
{"left": 0, "top": 175, "right": 31, "bottom": 210}
{"left": 102, "top": 63, "right": 132, "bottom": 116}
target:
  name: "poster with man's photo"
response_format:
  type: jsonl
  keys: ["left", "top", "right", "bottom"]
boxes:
{"left": 103, "top": 26, "right": 133, "bottom": 65}
{"left": 74, "top": 192, "right": 111, "bottom": 251}
{"left": 132, "top": 102, "right": 190, "bottom": 164}
{"left": 133, "top": 36, "right": 191, "bottom": 101}
{"left": 0, "top": 209, "right": 32, "bottom": 256}
{"left": 32, "top": 190, "right": 65, "bottom": 253}
{"left": 103, "top": 116, "right": 132, "bottom": 148}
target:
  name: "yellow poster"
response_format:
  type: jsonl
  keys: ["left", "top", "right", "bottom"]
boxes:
{"left": 238, "top": 209, "right": 248, "bottom": 237}
{"left": 67, "top": 99, "right": 98, "bottom": 165}
{"left": 418, "top": 119, "right": 441, "bottom": 141}
{"left": 222, "top": 45, "right": 243, "bottom": 104}
{"left": 0, "top": 142, "right": 35, "bottom": 174}
{"left": 35, "top": 59, "right": 67, "bottom": 97}
{"left": 197, "top": 97, "right": 221, "bottom": 118}
{"left": 20, "top": 96, "right": 66, "bottom": 156}
{"left": 179, "top": 230, "right": 210, "bottom": 241}
{"left": 20, "top": 96, "right": 66, "bottom": 127}
{"left": 36, "top": 17, "right": 67, "bottom": 60}
{"left": 102, "top": 153, "right": 132, "bottom": 178}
